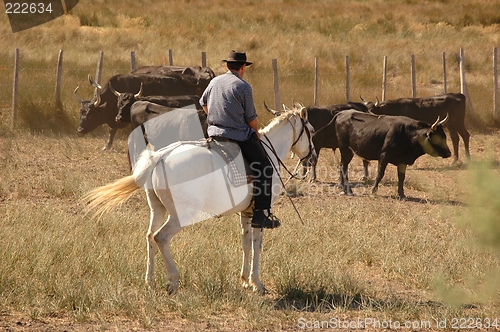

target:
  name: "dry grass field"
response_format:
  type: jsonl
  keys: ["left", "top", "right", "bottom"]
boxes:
{"left": 1, "top": 0, "right": 500, "bottom": 330}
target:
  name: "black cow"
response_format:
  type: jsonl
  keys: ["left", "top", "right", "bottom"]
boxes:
{"left": 264, "top": 101, "right": 368, "bottom": 181}
{"left": 76, "top": 72, "right": 213, "bottom": 150}
{"left": 131, "top": 65, "right": 215, "bottom": 89}
{"left": 109, "top": 83, "right": 201, "bottom": 123}
{"left": 303, "top": 102, "right": 368, "bottom": 181}
{"left": 360, "top": 93, "right": 469, "bottom": 163}
{"left": 334, "top": 110, "right": 451, "bottom": 199}
{"left": 127, "top": 101, "right": 208, "bottom": 166}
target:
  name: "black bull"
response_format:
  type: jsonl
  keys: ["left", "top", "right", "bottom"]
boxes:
{"left": 75, "top": 70, "right": 213, "bottom": 150}
{"left": 299, "top": 102, "right": 369, "bottom": 181}
{"left": 334, "top": 110, "right": 451, "bottom": 199}
{"left": 361, "top": 93, "right": 470, "bottom": 162}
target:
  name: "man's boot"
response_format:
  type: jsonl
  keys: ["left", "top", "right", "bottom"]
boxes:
{"left": 251, "top": 209, "right": 281, "bottom": 229}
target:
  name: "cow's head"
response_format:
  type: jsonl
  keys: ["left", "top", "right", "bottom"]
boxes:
{"left": 112, "top": 83, "right": 143, "bottom": 123}
{"left": 419, "top": 114, "right": 452, "bottom": 158}
{"left": 74, "top": 86, "right": 107, "bottom": 135}
{"left": 359, "top": 95, "right": 380, "bottom": 112}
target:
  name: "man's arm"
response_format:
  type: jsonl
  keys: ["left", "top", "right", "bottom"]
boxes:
{"left": 248, "top": 118, "right": 260, "bottom": 139}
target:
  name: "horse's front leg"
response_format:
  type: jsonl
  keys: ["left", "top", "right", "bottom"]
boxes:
{"left": 250, "top": 227, "right": 265, "bottom": 293}
{"left": 240, "top": 211, "right": 265, "bottom": 293}
{"left": 240, "top": 212, "right": 252, "bottom": 288}
{"left": 145, "top": 189, "right": 167, "bottom": 288}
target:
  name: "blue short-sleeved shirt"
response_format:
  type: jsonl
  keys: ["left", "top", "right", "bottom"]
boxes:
{"left": 199, "top": 70, "right": 257, "bottom": 141}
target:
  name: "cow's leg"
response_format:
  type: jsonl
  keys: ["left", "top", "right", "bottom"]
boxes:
{"left": 458, "top": 127, "right": 471, "bottom": 160}
{"left": 396, "top": 164, "right": 407, "bottom": 199}
{"left": 372, "top": 157, "right": 389, "bottom": 195}
{"left": 361, "top": 159, "right": 370, "bottom": 181}
{"left": 339, "top": 148, "right": 354, "bottom": 195}
{"left": 240, "top": 212, "right": 252, "bottom": 289}
{"left": 103, "top": 126, "right": 118, "bottom": 150}
{"left": 448, "top": 129, "right": 460, "bottom": 163}
{"left": 145, "top": 189, "right": 167, "bottom": 288}
{"left": 301, "top": 160, "right": 309, "bottom": 179}
{"left": 309, "top": 149, "right": 321, "bottom": 181}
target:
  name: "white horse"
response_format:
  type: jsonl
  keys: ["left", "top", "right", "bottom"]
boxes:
{"left": 83, "top": 105, "right": 316, "bottom": 293}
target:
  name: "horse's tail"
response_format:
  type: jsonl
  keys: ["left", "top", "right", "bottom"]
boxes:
{"left": 83, "top": 175, "right": 140, "bottom": 218}
{"left": 83, "top": 143, "right": 183, "bottom": 218}
{"left": 132, "top": 142, "right": 183, "bottom": 187}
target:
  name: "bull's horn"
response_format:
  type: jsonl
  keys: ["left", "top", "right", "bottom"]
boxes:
{"left": 74, "top": 86, "right": 83, "bottom": 104}
{"left": 109, "top": 83, "right": 121, "bottom": 97}
{"left": 439, "top": 113, "right": 449, "bottom": 126}
{"left": 264, "top": 101, "right": 280, "bottom": 116}
{"left": 375, "top": 97, "right": 380, "bottom": 107}
{"left": 88, "top": 74, "right": 102, "bottom": 90}
{"left": 134, "top": 83, "right": 143, "bottom": 98}
{"left": 283, "top": 104, "right": 291, "bottom": 111}
{"left": 93, "top": 92, "right": 101, "bottom": 107}
{"left": 430, "top": 116, "right": 441, "bottom": 131}
{"left": 360, "top": 95, "right": 367, "bottom": 104}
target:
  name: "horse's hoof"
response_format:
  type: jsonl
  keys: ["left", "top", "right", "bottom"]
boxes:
{"left": 252, "top": 284, "right": 267, "bottom": 295}
{"left": 166, "top": 281, "right": 179, "bottom": 295}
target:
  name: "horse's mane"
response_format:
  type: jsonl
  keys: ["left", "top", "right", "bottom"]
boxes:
{"left": 259, "top": 109, "right": 299, "bottom": 134}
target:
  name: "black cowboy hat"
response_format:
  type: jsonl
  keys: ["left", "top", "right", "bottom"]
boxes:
{"left": 223, "top": 50, "right": 253, "bottom": 66}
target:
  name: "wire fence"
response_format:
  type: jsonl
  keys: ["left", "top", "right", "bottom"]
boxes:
{"left": 1, "top": 47, "right": 499, "bottom": 128}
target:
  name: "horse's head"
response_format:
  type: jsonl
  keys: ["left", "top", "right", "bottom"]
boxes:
{"left": 288, "top": 103, "right": 317, "bottom": 166}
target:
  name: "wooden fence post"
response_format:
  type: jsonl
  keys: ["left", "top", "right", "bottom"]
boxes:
{"left": 168, "top": 49, "right": 173, "bottom": 66}
{"left": 202, "top": 52, "right": 207, "bottom": 67}
{"left": 411, "top": 54, "right": 416, "bottom": 98}
{"left": 345, "top": 55, "right": 350, "bottom": 103}
{"left": 94, "top": 51, "right": 104, "bottom": 98}
{"left": 460, "top": 48, "right": 466, "bottom": 95}
{"left": 460, "top": 48, "right": 474, "bottom": 114}
{"left": 130, "top": 51, "right": 136, "bottom": 71}
{"left": 382, "top": 56, "right": 387, "bottom": 101}
{"left": 494, "top": 47, "right": 498, "bottom": 118}
{"left": 55, "top": 49, "right": 63, "bottom": 110}
{"left": 272, "top": 59, "right": 280, "bottom": 112}
{"left": 314, "top": 57, "right": 319, "bottom": 105}
{"left": 12, "top": 48, "right": 19, "bottom": 128}
{"left": 442, "top": 52, "right": 447, "bottom": 94}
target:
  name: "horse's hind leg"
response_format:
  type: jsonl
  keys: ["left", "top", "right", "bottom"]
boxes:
{"left": 145, "top": 189, "right": 167, "bottom": 288}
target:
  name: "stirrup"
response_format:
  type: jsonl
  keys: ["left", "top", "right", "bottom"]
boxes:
{"left": 251, "top": 211, "right": 281, "bottom": 229}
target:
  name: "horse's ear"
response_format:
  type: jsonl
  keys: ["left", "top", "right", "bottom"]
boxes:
{"left": 293, "top": 101, "right": 304, "bottom": 109}
{"left": 299, "top": 106, "right": 308, "bottom": 120}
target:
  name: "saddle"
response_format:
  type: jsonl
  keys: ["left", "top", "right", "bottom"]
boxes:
{"left": 207, "top": 137, "right": 253, "bottom": 187}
